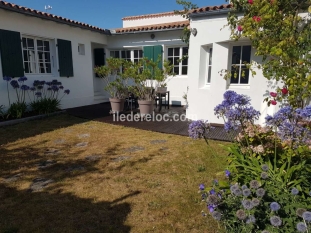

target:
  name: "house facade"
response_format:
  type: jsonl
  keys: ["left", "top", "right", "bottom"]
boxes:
{"left": 186, "top": 5, "right": 278, "bottom": 124}
{"left": 0, "top": 1, "right": 278, "bottom": 124}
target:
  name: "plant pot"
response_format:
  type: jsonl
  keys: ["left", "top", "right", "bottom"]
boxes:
{"left": 156, "top": 87, "right": 167, "bottom": 92}
{"left": 138, "top": 100, "right": 154, "bottom": 116}
{"left": 109, "top": 98, "right": 125, "bottom": 113}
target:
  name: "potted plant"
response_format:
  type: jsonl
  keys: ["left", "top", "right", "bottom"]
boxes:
{"left": 124, "top": 56, "right": 174, "bottom": 116}
{"left": 94, "top": 58, "right": 130, "bottom": 113}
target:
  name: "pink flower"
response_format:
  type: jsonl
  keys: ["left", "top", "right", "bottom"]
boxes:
{"left": 271, "top": 100, "right": 277, "bottom": 105}
{"left": 248, "top": 0, "right": 253, "bottom": 4}
{"left": 253, "top": 16, "right": 261, "bottom": 22}
{"left": 237, "top": 25, "right": 243, "bottom": 31}
{"left": 270, "top": 92, "right": 277, "bottom": 97}
{"left": 281, "top": 88, "right": 288, "bottom": 95}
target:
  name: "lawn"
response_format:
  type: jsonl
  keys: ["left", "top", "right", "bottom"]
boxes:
{"left": 0, "top": 114, "right": 227, "bottom": 233}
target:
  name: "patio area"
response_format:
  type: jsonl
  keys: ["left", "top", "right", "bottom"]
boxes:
{"left": 66, "top": 103, "right": 233, "bottom": 142}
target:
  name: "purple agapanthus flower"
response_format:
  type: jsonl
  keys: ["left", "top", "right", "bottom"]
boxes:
{"left": 18, "top": 76, "right": 27, "bottom": 82}
{"left": 21, "top": 85, "right": 29, "bottom": 91}
{"left": 10, "top": 80, "right": 19, "bottom": 89}
{"left": 209, "top": 189, "right": 216, "bottom": 195}
{"left": 64, "top": 89, "right": 70, "bottom": 95}
{"left": 207, "top": 204, "right": 217, "bottom": 213}
{"left": 188, "top": 120, "right": 211, "bottom": 139}
{"left": 199, "top": 184, "right": 205, "bottom": 190}
{"left": 3, "top": 76, "right": 12, "bottom": 82}
{"left": 225, "top": 169, "right": 231, "bottom": 177}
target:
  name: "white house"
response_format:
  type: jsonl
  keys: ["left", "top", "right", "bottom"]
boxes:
{"left": 186, "top": 5, "right": 277, "bottom": 124}
{"left": 0, "top": 1, "right": 277, "bottom": 124}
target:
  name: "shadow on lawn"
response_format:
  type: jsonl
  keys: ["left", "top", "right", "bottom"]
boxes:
{"left": 0, "top": 114, "right": 87, "bottom": 145}
{"left": 0, "top": 184, "right": 139, "bottom": 233}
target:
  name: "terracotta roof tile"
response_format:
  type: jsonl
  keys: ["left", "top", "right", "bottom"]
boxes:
{"left": 190, "top": 4, "right": 233, "bottom": 14}
{"left": 0, "top": 1, "right": 110, "bottom": 34}
{"left": 115, "top": 20, "right": 189, "bottom": 33}
{"left": 122, "top": 11, "right": 175, "bottom": 21}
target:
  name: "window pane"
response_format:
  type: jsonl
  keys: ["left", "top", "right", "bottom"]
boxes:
{"left": 121, "top": 51, "right": 126, "bottom": 59}
{"left": 240, "top": 68, "right": 250, "bottom": 84}
{"left": 45, "top": 52, "right": 51, "bottom": 62}
{"left": 27, "top": 38, "right": 34, "bottom": 49}
{"left": 126, "top": 51, "right": 130, "bottom": 58}
{"left": 38, "top": 51, "right": 43, "bottom": 62}
{"left": 232, "top": 46, "right": 241, "bottom": 64}
{"left": 134, "top": 50, "right": 138, "bottom": 58}
{"left": 174, "top": 66, "right": 179, "bottom": 75}
{"left": 23, "top": 50, "right": 29, "bottom": 62}
{"left": 44, "top": 41, "right": 50, "bottom": 52}
{"left": 168, "top": 48, "right": 173, "bottom": 56}
{"left": 230, "top": 66, "right": 240, "bottom": 84}
{"left": 174, "top": 47, "right": 180, "bottom": 56}
{"left": 182, "top": 66, "right": 188, "bottom": 75}
{"left": 29, "top": 62, "right": 36, "bottom": 73}
{"left": 22, "top": 38, "right": 27, "bottom": 48}
{"left": 168, "top": 57, "right": 173, "bottom": 65}
{"left": 37, "top": 40, "right": 43, "bottom": 51}
{"left": 139, "top": 50, "right": 143, "bottom": 57}
{"left": 46, "top": 63, "right": 51, "bottom": 73}
{"left": 207, "top": 66, "right": 212, "bottom": 83}
{"left": 182, "top": 57, "right": 188, "bottom": 65}
{"left": 29, "top": 50, "right": 36, "bottom": 63}
{"left": 242, "top": 45, "right": 251, "bottom": 64}
{"left": 174, "top": 57, "right": 179, "bottom": 65}
{"left": 24, "top": 62, "right": 29, "bottom": 73}
{"left": 182, "top": 47, "right": 188, "bottom": 56}
{"left": 209, "top": 48, "right": 213, "bottom": 65}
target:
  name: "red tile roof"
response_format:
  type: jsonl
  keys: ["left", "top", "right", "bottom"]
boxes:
{"left": 190, "top": 4, "right": 233, "bottom": 14}
{"left": 122, "top": 11, "right": 176, "bottom": 21}
{"left": 0, "top": 1, "right": 110, "bottom": 34}
{"left": 115, "top": 20, "right": 189, "bottom": 33}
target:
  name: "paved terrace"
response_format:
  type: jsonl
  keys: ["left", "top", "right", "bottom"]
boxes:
{"left": 66, "top": 103, "right": 233, "bottom": 142}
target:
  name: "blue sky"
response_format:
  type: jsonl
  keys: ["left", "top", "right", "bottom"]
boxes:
{"left": 10, "top": 0, "right": 226, "bottom": 29}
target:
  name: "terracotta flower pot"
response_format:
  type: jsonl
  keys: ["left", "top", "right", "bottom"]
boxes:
{"left": 109, "top": 98, "right": 125, "bottom": 113}
{"left": 138, "top": 100, "right": 154, "bottom": 116}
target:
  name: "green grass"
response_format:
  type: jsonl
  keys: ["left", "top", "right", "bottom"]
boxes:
{"left": 0, "top": 114, "right": 228, "bottom": 233}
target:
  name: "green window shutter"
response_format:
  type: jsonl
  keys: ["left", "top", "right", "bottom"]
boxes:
{"left": 143, "top": 46, "right": 153, "bottom": 61}
{"left": 0, "top": 29, "right": 24, "bottom": 77}
{"left": 153, "top": 45, "right": 163, "bottom": 69}
{"left": 94, "top": 48, "right": 105, "bottom": 66}
{"left": 57, "top": 39, "right": 73, "bottom": 77}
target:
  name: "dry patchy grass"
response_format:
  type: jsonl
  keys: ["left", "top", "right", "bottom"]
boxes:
{"left": 0, "top": 114, "right": 228, "bottom": 233}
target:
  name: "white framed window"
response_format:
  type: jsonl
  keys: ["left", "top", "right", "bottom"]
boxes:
{"left": 206, "top": 47, "right": 213, "bottom": 84}
{"left": 230, "top": 45, "right": 251, "bottom": 84}
{"left": 22, "top": 36, "right": 52, "bottom": 74}
{"left": 110, "top": 49, "right": 143, "bottom": 63}
{"left": 167, "top": 47, "right": 188, "bottom": 75}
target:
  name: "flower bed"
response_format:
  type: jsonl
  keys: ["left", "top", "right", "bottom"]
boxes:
{"left": 189, "top": 90, "right": 311, "bottom": 232}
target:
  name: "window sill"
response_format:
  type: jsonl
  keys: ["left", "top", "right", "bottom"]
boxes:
{"left": 171, "top": 75, "right": 188, "bottom": 79}
{"left": 200, "top": 84, "right": 211, "bottom": 90}
{"left": 228, "top": 84, "right": 250, "bottom": 90}
{"left": 25, "top": 74, "right": 58, "bottom": 78}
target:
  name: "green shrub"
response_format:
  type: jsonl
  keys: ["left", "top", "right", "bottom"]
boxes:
{"left": 30, "top": 98, "right": 60, "bottom": 115}
{"left": 7, "top": 102, "right": 27, "bottom": 119}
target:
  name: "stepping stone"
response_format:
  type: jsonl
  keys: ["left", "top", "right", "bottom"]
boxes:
{"left": 159, "top": 147, "right": 169, "bottom": 151}
{"left": 29, "top": 178, "right": 54, "bottom": 192}
{"left": 124, "top": 146, "right": 145, "bottom": 153}
{"left": 45, "top": 148, "right": 60, "bottom": 155}
{"left": 54, "top": 139, "right": 65, "bottom": 144}
{"left": 85, "top": 155, "right": 102, "bottom": 161}
{"left": 66, "top": 165, "right": 85, "bottom": 172}
{"left": 37, "top": 160, "right": 57, "bottom": 169}
{"left": 78, "top": 133, "right": 90, "bottom": 139}
{"left": 113, "top": 156, "right": 131, "bottom": 162}
{"left": 150, "top": 140, "right": 167, "bottom": 145}
{"left": 3, "top": 173, "right": 22, "bottom": 183}
{"left": 76, "top": 142, "right": 88, "bottom": 147}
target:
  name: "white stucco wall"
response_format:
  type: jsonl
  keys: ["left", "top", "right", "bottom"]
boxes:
{"left": 122, "top": 14, "right": 186, "bottom": 28}
{"left": 0, "top": 9, "right": 108, "bottom": 110}
{"left": 107, "top": 31, "right": 189, "bottom": 105}
{"left": 186, "top": 14, "right": 278, "bottom": 125}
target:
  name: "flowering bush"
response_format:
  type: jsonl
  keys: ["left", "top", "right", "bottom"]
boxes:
{"left": 200, "top": 167, "right": 311, "bottom": 233}
{"left": 189, "top": 90, "right": 311, "bottom": 232}
{"left": 29, "top": 79, "right": 70, "bottom": 114}
{"left": 2, "top": 77, "right": 70, "bottom": 118}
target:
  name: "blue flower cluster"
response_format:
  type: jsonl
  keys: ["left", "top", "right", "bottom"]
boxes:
{"left": 188, "top": 120, "right": 212, "bottom": 139}
{"left": 265, "top": 105, "right": 311, "bottom": 147}
{"left": 31, "top": 79, "right": 70, "bottom": 98}
{"left": 214, "top": 90, "right": 260, "bottom": 131}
